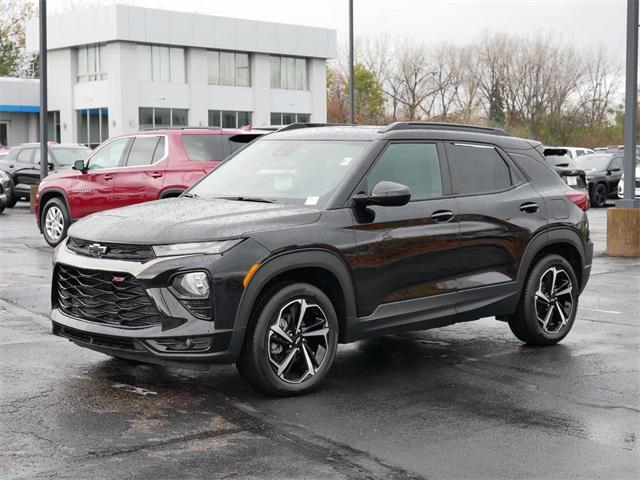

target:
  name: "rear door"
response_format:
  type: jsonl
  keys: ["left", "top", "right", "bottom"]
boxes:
{"left": 352, "top": 141, "right": 460, "bottom": 336}
{"left": 12, "top": 148, "right": 39, "bottom": 191}
{"left": 446, "top": 142, "right": 548, "bottom": 320}
{"left": 607, "top": 155, "right": 624, "bottom": 194}
{"left": 72, "top": 137, "right": 131, "bottom": 218}
{"left": 113, "top": 135, "right": 166, "bottom": 209}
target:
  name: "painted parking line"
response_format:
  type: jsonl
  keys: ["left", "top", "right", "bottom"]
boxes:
{"left": 580, "top": 307, "right": 622, "bottom": 314}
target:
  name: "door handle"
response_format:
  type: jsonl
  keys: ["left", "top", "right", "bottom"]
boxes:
{"left": 431, "top": 210, "right": 454, "bottom": 223}
{"left": 520, "top": 202, "right": 539, "bottom": 213}
{"left": 149, "top": 171, "right": 163, "bottom": 178}
{"left": 103, "top": 174, "right": 114, "bottom": 180}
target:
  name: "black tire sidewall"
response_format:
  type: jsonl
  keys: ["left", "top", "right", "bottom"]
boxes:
{"left": 592, "top": 183, "right": 607, "bottom": 208}
{"left": 41, "top": 198, "right": 70, "bottom": 247}
{"left": 513, "top": 254, "right": 579, "bottom": 345}
{"left": 241, "top": 283, "right": 339, "bottom": 396}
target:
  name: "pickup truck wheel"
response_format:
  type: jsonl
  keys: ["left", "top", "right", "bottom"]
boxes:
{"left": 590, "top": 183, "right": 607, "bottom": 208}
{"left": 42, "top": 197, "right": 70, "bottom": 247}
{"left": 237, "top": 282, "right": 339, "bottom": 396}
{"left": 4, "top": 175, "right": 17, "bottom": 208}
{"left": 509, "top": 254, "right": 578, "bottom": 346}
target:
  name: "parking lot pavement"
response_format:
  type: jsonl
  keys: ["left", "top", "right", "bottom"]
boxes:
{"left": 1, "top": 203, "right": 639, "bottom": 479}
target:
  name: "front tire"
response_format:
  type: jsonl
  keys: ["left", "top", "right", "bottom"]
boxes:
{"left": 237, "top": 282, "right": 339, "bottom": 396}
{"left": 591, "top": 183, "right": 607, "bottom": 208}
{"left": 41, "top": 197, "right": 70, "bottom": 247}
{"left": 509, "top": 254, "right": 579, "bottom": 346}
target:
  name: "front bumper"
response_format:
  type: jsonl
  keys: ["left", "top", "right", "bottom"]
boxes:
{"left": 51, "top": 238, "right": 269, "bottom": 365}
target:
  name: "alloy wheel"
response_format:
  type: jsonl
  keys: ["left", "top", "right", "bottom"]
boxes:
{"left": 267, "top": 298, "right": 330, "bottom": 384}
{"left": 534, "top": 266, "right": 574, "bottom": 334}
{"left": 45, "top": 206, "right": 64, "bottom": 241}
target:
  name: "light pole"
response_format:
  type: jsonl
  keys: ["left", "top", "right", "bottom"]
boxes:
{"left": 348, "top": 0, "right": 355, "bottom": 125}
{"left": 39, "top": 0, "right": 48, "bottom": 181}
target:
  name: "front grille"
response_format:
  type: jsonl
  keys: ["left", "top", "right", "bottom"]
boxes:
{"left": 67, "top": 237, "right": 155, "bottom": 262}
{"left": 55, "top": 264, "right": 162, "bottom": 328}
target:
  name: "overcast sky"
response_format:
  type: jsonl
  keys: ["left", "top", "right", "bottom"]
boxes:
{"left": 48, "top": 0, "right": 631, "bottom": 62}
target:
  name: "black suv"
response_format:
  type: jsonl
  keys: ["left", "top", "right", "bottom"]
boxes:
{"left": 50, "top": 123, "right": 593, "bottom": 395}
{"left": 0, "top": 143, "right": 90, "bottom": 205}
{"left": 575, "top": 152, "right": 626, "bottom": 207}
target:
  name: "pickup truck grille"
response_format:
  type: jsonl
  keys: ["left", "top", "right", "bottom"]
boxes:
{"left": 67, "top": 237, "right": 155, "bottom": 262}
{"left": 55, "top": 264, "right": 162, "bottom": 328}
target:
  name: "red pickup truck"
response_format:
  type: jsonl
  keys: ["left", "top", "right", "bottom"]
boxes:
{"left": 35, "top": 128, "right": 266, "bottom": 246}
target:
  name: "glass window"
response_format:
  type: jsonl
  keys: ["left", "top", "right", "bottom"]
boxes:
{"left": 154, "top": 108, "right": 171, "bottom": 128}
{"left": 447, "top": 143, "right": 511, "bottom": 195}
{"left": 77, "top": 47, "right": 87, "bottom": 81}
{"left": 282, "top": 113, "right": 295, "bottom": 125}
{"left": 208, "top": 110, "right": 221, "bottom": 127}
{"left": 139, "top": 108, "right": 154, "bottom": 130}
{"left": 270, "top": 56, "right": 281, "bottom": 89}
{"left": 236, "top": 53, "right": 250, "bottom": 87}
{"left": 220, "top": 52, "right": 235, "bottom": 86}
{"left": 77, "top": 108, "right": 108, "bottom": 148}
{"left": 237, "top": 111, "right": 251, "bottom": 127}
{"left": 270, "top": 112, "right": 281, "bottom": 125}
{"left": 283, "top": 57, "right": 295, "bottom": 89}
{"left": 87, "top": 45, "right": 96, "bottom": 80}
{"left": 158, "top": 46, "right": 170, "bottom": 82}
{"left": 182, "top": 134, "right": 224, "bottom": 161}
{"left": 610, "top": 156, "right": 623, "bottom": 170}
{"left": 152, "top": 137, "right": 166, "bottom": 163}
{"left": 77, "top": 45, "right": 105, "bottom": 82}
{"left": 207, "top": 51, "right": 219, "bottom": 85}
{"left": 172, "top": 109, "right": 188, "bottom": 127}
{"left": 222, "top": 111, "right": 236, "bottom": 128}
{"left": 297, "top": 114, "right": 310, "bottom": 123}
{"left": 295, "top": 58, "right": 307, "bottom": 90}
{"left": 126, "top": 136, "right": 161, "bottom": 167}
{"left": 151, "top": 46, "right": 161, "bottom": 82}
{"left": 87, "top": 137, "right": 129, "bottom": 170}
{"left": 189, "top": 140, "right": 370, "bottom": 208}
{"left": 17, "top": 148, "right": 35, "bottom": 164}
{"left": 170, "top": 48, "right": 185, "bottom": 83}
{"left": 367, "top": 143, "right": 443, "bottom": 201}
{"left": 138, "top": 45, "right": 152, "bottom": 81}
{"left": 50, "top": 148, "right": 89, "bottom": 166}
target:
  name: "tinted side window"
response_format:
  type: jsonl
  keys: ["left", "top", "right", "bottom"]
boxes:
{"left": 366, "top": 143, "right": 443, "bottom": 201}
{"left": 152, "top": 137, "right": 166, "bottom": 163}
{"left": 126, "top": 136, "right": 161, "bottom": 167}
{"left": 223, "top": 134, "right": 246, "bottom": 157}
{"left": 182, "top": 134, "right": 224, "bottom": 161}
{"left": 610, "top": 156, "right": 623, "bottom": 170}
{"left": 17, "top": 148, "right": 35, "bottom": 163}
{"left": 447, "top": 143, "right": 511, "bottom": 195}
{"left": 88, "top": 137, "right": 130, "bottom": 170}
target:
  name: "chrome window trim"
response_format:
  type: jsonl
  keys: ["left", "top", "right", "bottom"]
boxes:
{"left": 85, "top": 134, "right": 169, "bottom": 172}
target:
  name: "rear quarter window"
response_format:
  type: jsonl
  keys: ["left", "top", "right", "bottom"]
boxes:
{"left": 182, "top": 134, "right": 224, "bottom": 161}
{"left": 446, "top": 143, "right": 512, "bottom": 195}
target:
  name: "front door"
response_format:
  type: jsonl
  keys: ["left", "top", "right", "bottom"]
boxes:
{"left": 351, "top": 141, "right": 460, "bottom": 337}
{"left": 113, "top": 135, "right": 166, "bottom": 209}
{"left": 445, "top": 141, "right": 548, "bottom": 320}
{"left": 70, "top": 137, "right": 131, "bottom": 218}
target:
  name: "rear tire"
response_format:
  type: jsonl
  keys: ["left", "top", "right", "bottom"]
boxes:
{"left": 509, "top": 254, "right": 579, "bottom": 346}
{"left": 590, "top": 183, "right": 607, "bottom": 208}
{"left": 41, "top": 197, "right": 70, "bottom": 247}
{"left": 5, "top": 175, "right": 17, "bottom": 208}
{"left": 237, "top": 282, "right": 339, "bottom": 396}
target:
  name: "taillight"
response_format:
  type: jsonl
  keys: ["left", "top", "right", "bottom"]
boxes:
{"left": 565, "top": 191, "right": 589, "bottom": 212}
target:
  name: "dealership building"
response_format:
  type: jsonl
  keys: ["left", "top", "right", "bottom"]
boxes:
{"left": 0, "top": 5, "right": 336, "bottom": 147}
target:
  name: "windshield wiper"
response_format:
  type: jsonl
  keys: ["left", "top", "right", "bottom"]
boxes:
{"left": 216, "top": 196, "right": 276, "bottom": 204}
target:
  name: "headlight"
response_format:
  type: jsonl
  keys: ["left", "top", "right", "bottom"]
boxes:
{"left": 153, "top": 239, "right": 242, "bottom": 257}
{"left": 172, "top": 272, "right": 210, "bottom": 298}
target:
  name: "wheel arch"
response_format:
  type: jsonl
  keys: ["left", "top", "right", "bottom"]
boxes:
{"left": 159, "top": 188, "right": 185, "bottom": 199}
{"left": 39, "top": 188, "right": 72, "bottom": 227}
{"left": 233, "top": 249, "right": 358, "bottom": 347}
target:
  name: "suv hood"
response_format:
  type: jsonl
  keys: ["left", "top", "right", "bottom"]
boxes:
{"left": 68, "top": 198, "right": 322, "bottom": 245}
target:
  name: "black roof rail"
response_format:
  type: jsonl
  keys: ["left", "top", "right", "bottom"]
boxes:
{"left": 380, "top": 122, "right": 509, "bottom": 136}
{"left": 277, "top": 122, "right": 348, "bottom": 132}
{"left": 142, "top": 126, "right": 222, "bottom": 131}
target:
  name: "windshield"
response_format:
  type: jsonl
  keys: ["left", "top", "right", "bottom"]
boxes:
{"left": 545, "top": 155, "right": 576, "bottom": 168}
{"left": 576, "top": 154, "right": 611, "bottom": 171}
{"left": 189, "top": 140, "right": 370, "bottom": 208}
{"left": 51, "top": 147, "right": 90, "bottom": 166}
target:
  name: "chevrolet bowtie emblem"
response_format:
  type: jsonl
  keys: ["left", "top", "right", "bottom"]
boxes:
{"left": 87, "top": 243, "right": 108, "bottom": 256}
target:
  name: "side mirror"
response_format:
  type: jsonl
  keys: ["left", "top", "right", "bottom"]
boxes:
{"left": 48, "top": 161, "right": 55, "bottom": 171}
{"left": 73, "top": 159, "right": 87, "bottom": 172}
{"left": 609, "top": 166, "right": 621, "bottom": 172}
{"left": 353, "top": 181, "right": 411, "bottom": 207}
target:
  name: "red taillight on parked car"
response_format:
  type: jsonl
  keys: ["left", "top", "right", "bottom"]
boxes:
{"left": 565, "top": 191, "right": 589, "bottom": 212}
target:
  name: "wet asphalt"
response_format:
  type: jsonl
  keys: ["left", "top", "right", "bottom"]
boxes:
{"left": 0, "top": 203, "right": 639, "bottom": 479}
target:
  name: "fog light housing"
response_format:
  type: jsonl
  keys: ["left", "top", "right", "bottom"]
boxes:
{"left": 146, "top": 336, "right": 212, "bottom": 352}
{"left": 172, "top": 272, "right": 210, "bottom": 298}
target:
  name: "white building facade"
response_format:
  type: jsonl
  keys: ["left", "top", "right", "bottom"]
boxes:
{"left": 26, "top": 5, "right": 336, "bottom": 146}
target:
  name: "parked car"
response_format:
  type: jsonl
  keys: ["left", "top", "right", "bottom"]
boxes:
{"left": 0, "top": 170, "right": 12, "bottom": 214}
{"left": 0, "top": 143, "right": 91, "bottom": 207}
{"left": 544, "top": 146, "right": 594, "bottom": 160}
{"left": 542, "top": 148, "right": 588, "bottom": 191}
{"left": 50, "top": 122, "right": 592, "bottom": 396}
{"left": 35, "top": 128, "right": 267, "bottom": 246}
{"left": 575, "top": 152, "right": 625, "bottom": 207}
{"left": 618, "top": 165, "right": 640, "bottom": 199}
